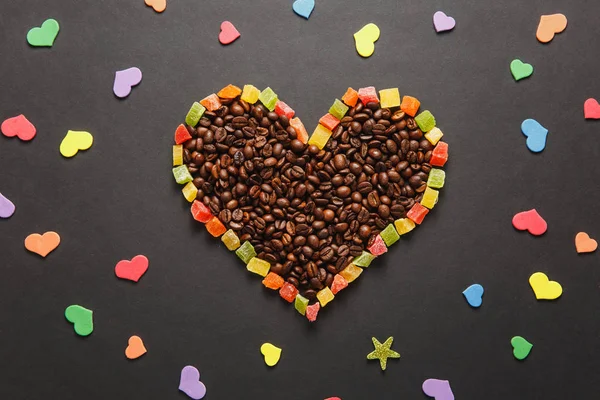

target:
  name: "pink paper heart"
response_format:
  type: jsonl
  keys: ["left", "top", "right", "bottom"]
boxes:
{"left": 433, "top": 11, "right": 456, "bottom": 33}
{"left": 219, "top": 21, "right": 240, "bottom": 45}
{"left": 584, "top": 98, "right": 600, "bottom": 119}
{"left": 1, "top": 114, "right": 36, "bottom": 141}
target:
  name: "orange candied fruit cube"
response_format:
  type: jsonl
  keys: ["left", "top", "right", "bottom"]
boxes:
{"left": 400, "top": 95, "right": 421, "bottom": 117}
{"left": 262, "top": 272, "right": 284, "bottom": 290}
{"left": 319, "top": 113, "right": 341, "bottom": 131}
{"left": 200, "top": 94, "right": 222, "bottom": 111}
{"left": 341, "top": 87, "right": 359, "bottom": 107}
{"left": 174, "top": 124, "right": 192, "bottom": 144}
{"left": 279, "top": 282, "right": 299, "bottom": 303}
{"left": 205, "top": 216, "right": 227, "bottom": 237}
{"left": 406, "top": 202, "right": 429, "bottom": 225}
{"left": 290, "top": 117, "right": 309, "bottom": 144}
{"left": 217, "top": 84, "right": 242, "bottom": 99}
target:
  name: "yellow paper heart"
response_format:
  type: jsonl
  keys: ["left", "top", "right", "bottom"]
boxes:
{"left": 60, "top": 130, "right": 94, "bottom": 158}
{"left": 354, "top": 23, "right": 380, "bottom": 58}
{"left": 260, "top": 343, "right": 282, "bottom": 367}
{"left": 529, "top": 272, "right": 562, "bottom": 300}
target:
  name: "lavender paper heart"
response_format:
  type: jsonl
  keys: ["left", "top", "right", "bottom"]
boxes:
{"left": 0, "top": 192, "right": 16, "bottom": 218}
{"left": 422, "top": 378, "right": 454, "bottom": 400}
{"left": 433, "top": 11, "right": 456, "bottom": 33}
{"left": 113, "top": 67, "right": 142, "bottom": 98}
{"left": 179, "top": 365, "right": 207, "bottom": 399}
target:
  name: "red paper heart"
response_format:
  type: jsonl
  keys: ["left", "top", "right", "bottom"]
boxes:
{"left": 584, "top": 98, "right": 600, "bottom": 119}
{"left": 1, "top": 114, "right": 36, "bottom": 141}
{"left": 219, "top": 21, "right": 240, "bottom": 45}
{"left": 512, "top": 209, "right": 547, "bottom": 236}
{"left": 115, "top": 255, "right": 149, "bottom": 282}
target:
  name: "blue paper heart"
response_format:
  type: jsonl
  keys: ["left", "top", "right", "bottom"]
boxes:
{"left": 293, "top": 0, "right": 315, "bottom": 19}
{"left": 462, "top": 284, "right": 484, "bottom": 308}
{"left": 521, "top": 119, "right": 548, "bottom": 153}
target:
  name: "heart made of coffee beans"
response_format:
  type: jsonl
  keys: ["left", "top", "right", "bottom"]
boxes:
{"left": 171, "top": 84, "right": 449, "bottom": 322}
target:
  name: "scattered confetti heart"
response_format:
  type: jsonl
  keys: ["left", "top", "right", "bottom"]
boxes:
{"left": 512, "top": 209, "right": 547, "bottom": 236}
{"left": 529, "top": 272, "right": 562, "bottom": 300}
{"left": 584, "top": 98, "right": 600, "bottom": 119}
{"left": 179, "top": 366, "right": 207, "bottom": 400}
{"left": 125, "top": 335, "right": 147, "bottom": 359}
{"left": 510, "top": 59, "right": 533, "bottom": 81}
{"left": 65, "top": 305, "right": 94, "bottom": 336}
{"left": 219, "top": 21, "right": 240, "bottom": 45}
{"left": 511, "top": 336, "right": 533, "bottom": 360}
{"left": 113, "top": 67, "right": 142, "bottom": 99}
{"left": 24, "top": 231, "right": 61, "bottom": 257}
{"left": 433, "top": 11, "right": 455, "bottom": 33}
{"left": 536, "top": 13, "right": 567, "bottom": 43}
{"left": 115, "top": 255, "right": 149, "bottom": 282}
{"left": 353, "top": 23, "right": 380, "bottom": 58}
{"left": 462, "top": 284, "right": 484, "bottom": 308}
{"left": 575, "top": 232, "right": 597, "bottom": 253}
{"left": 324, "top": 398, "right": 341, "bottom": 400}
{"left": 27, "top": 18, "right": 60, "bottom": 47}
{"left": 260, "top": 343, "right": 282, "bottom": 367}
{"left": 1, "top": 115, "right": 36, "bottom": 141}
{"left": 521, "top": 119, "right": 548, "bottom": 153}
{"left": 422, "top": 378, "right": 454, "bottom": 400}
{"left": 145, "top": 0, "right": 166, "bottom": 12}
{"left": 0, "top": 192, "right": 16, "bottom": 218}
{"left": 293, "top": 0, "right": 315, "bottom": 19}
{"left": 60, "top": 130, "right": 93, "bottom": 158}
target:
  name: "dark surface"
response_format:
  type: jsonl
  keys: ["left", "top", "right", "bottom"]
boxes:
{"left": 1, "top": 0, "right": 600, "bottom": 399}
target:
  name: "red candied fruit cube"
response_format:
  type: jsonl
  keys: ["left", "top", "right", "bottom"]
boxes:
{"left": 430, "top": 141, "right": 449, "bottom": 167}
{"left": 407, "top": 202, "right": 429, "bottom": 225}
{"left": 341, "top": 87, "right": 359, "bottom": 107}
{"left": 174, "top": 124, "right": 192, "bottom": 144}
{"left": 274, "top": 100, "right": 295, "bottom": 119}
{"left": 319, "top": 113, "right": 341, "bottom": 131}
{"left": 367, "top": 235, "right": 387, "bottom": 256}
{"left": 279, "top": 282, "right": 298, "bottom": 303}
{"left": 262, "top": 272, "right": 284, "bottom": 290}
{"left": 330, "top": 274, "right": 348, "bottom": 295}
{"left": 358, "top": 86, "right": 379, "bottom": 105}
{"left": 306, "top": 302, "right": 320, "bottom": 322}
{"left": 191, "top": 200, "right": 212, "bottom": 223}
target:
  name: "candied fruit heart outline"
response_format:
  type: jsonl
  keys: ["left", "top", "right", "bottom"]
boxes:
{"left": 512, "top": 209, "right": 547, "bottom": 236}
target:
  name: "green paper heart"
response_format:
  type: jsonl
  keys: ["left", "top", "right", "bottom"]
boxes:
{"left": 510, "top": 59, "right": 534, "bottom": 81}
{"left": 511, "top": 336, "right": 533, "bottom": 360}
{"left": 27, "top": 19, "right": 60, "bottom": 47}
{"left": 65, "top": 305, "right": 93, "bottom": 336}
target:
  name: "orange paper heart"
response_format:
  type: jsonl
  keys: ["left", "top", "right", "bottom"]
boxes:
{"left": 536, "top": 14, "right": 567, "bottom": 43}
{"left": 24, "top": 231, "right": 61, "bottom": 257}
{"left": 145, "top": 0, "right": 166, "bottom": 13}
{"left": 575, "top": 232, "right": 597, "bottom": 254}
{"left": 125, "top": 335, "right": 147, "bottom": 359}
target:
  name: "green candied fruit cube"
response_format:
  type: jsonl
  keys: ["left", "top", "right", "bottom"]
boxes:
{"left": 415, "top": 110, "right": 436, "bottom": 132}
{"left": 328, "top": 99, "right": 349, "bottom": 120}
{"left": 380, "top": 224, "right": 400, "bottom": 246}
{"left": 352, "top": 251, "right": 376, "bottom": 267}
{"left": 172, "top": 165, "right": 193, "bottom": 184}
{"left": 236, "top": 241, "right": 256, "bottom": 264}
{"left": 258, "top": 87, "right": 278, "bottom": 111}
{"left": 427, "top": 168, "right": 446, "bottom": 189}
{"left": 295, "top": 294, "right": 309, "bottom": 315}
{"left": 185, "top": 102, "right": 205, "bottom": 127}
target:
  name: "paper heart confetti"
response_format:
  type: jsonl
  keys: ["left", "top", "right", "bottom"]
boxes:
{"left": 575, "top": 232, "right": 597, "bottom": 253}
{"left": 27, "top": 19, "right": 60, "bottom": 47}
{"left": 60, "top": 130, "right": 94, "bottom": 158}
{"left": 145, "top": 0, "right": 166, "bottom": 13}
{"left": 521, "top": 118, "right": 548, "bottom": 153}
{"left": 512, "top": 209, "right": 547, "bottom": 236}
{"left": 353, "top": 23, "right": 380, "bottom": 57}
{"left": 433, "top": 11, "right": 456, "bottom": 33}
{"left": 536, "top": 13, "right": 567, "bottom": 43}
{"left": 179, "top": 366, "right": 207, "bottom": 400}
{"left": 422, "top": 378, "right": 454, "bottom": 400}
{"left": 584, "top": 98, "right": 600, "bottom": 119}
{"left": 65, "top": 305, "right": 94, "bottom": 336}
{"left": 529, "top": 272, "right": 562, "bottom": 300}
{"left": 511, "top": 336, "right": 533, "bottom": 360}
{"left": 293, "top": 0, "right": 315, "bottom": 19}
{"left": 1, "top": 115, "right": 36, "bottom": 141}
{"left": 510, "top": 59, "right": 533, "bottom": 81}
{"left": 115, "top": 255, "right": 149, "bottom": 282}
{"left": 125, "top": 335, "right": 147, "bottom": 359}
{"left": 462, "top": 284, "right": 484, "bottom": 308}
{"left": 0, "top": 192, "right": 16, "bottom": 218}
{"left": 24, "top": 231, "right": 61, "bottom": 257}
{"left": 260, "top": 343, "right": 282, "bottom": 367}
{"left": 113, "top": 67, "right": 142, "bottom": 98}
{"left": 219, "top": 21, "right": 240, "bottom": 45}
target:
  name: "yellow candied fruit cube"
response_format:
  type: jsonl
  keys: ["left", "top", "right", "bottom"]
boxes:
{"left": 241, "top": 85, "right": 260, "bottom": 104}
{"left": 182, "top": 182, "right": 198, "bottom": 202}
{"left": 425, "top": 127, "right": 443, "bottom": 145}
{"left": 379, "top": 88, "right": 401, "bottom": 109}
{"left": 308, "top": 124, "right": 332, "bottom": 149}
{"left": 421, "top": 187, "right": 439, "bottom": 209}
{"left": 173, "top": 144, "right": 183, "bottom": 166}
{"left": 339, "top": 264, "right": 363, "bottom": 283}
{"left": 221, "top": 229, "right": 241, "bottom": 251}
{"left": 394, "top": 218, "right": 416, "bottom": 235}
{"left": 317, "top": 287, "right": 335, "bottom": 307}
{"left": 246, "top": 257, "right": 271, "bottom": 277}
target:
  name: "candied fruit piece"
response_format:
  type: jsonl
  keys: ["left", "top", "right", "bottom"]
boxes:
{"left": 221, "top": 229, "right": 241, "bottom": 250}
{"left": 274, "top": 100, "right": 295, "bottom": 119}
{"left": 308, "top": 124, "right": 332, "bottom": 149}
{"left": 400, "top": 95, "right": 420, "bottom": 117}
{"left": 421, "top": 187, "right": 439, "bottom": 209}
{"left": 172, "top": 165, "right": 193, "bottom": 184}
{"left": 430, "top": 141, "right": 449, "bottom": 167}
{"left": 279, "top": 282, "right": 299, "bottom": 303}
{"left": 328, "top": 99, "right": 349, "bottom": 120}
{"left": 425, "top": 127, "right": 443, "bottom": 145}
{"left": 241, "top": 84, "right": 260, "bottom": 104}
{"left": 407, "top": 202, "right": 429, "bottom": 225}
{"left": 174, "top": 124, "right": 192, "bottom": 144}
{"left": 236, "top": 241, "right": 256, "bottom": 264}
{"left": 339, "top": 264, "right": 363, "bottom": 283}
{"left": 415, "top": 110, "right": 436, "bottom": 132}
{"left": 206, "top": 216, "right": 227, "bottom": 237}
{"left": 306, "top": 303, "right": 320, "bottom": 322}
{"left": 262, "top": 272, "right": 284, "bottom": 289}
{"left": 182, "top": 181, "right": 198, "bottom": 202}
{"left": 290, "top": 117, "right": 309, "bottom": 144}
{"left": 380, "top": 224, "right": 400, "bottom": 246}
{"left": 295, "top": 294, "right": 309, "bottom": 315}
{"left": 341, "top": 87, "right": 359, "bottom": 107}
{"left": 379, "top": 88, "right": 401, "bottom": 109}
{"left": 368, "top": 235, "right": 387, "bottom": 256}
{"left": 352, "top": 251, "right": 376, "bottom": 267}
{"left": 200, "top": 93, "right": 222, "bottom": 111}
{"left": 330, "top": 274, "right": 348, "bottom": 294}
{"left": 317, "top": 287, "right": 335, "bottom": 307}
{"left": 358, "top": 86, "right": 379, "bottom": 105}
{"left": 217, "top": 84, "right": 242, "bottom": 99}
{"left": 185, "top": 102, "right": 205, "bottom": 127}
{"left": 191, "top": 200, "right": 212, "bottom": 223}
{"left": 319, "top": 113, "right": 341, "bottom": 131}
{"left": 427, "top": 168, "right": 446, "bottom": 189}
{"left": 258, "top": 87, "right": 278, "bottom": 111}
{"left": 247, "top": 257, "right": 270, "bottom": 277}
{"left": 173, "top": 144, "right": 183, "bottom": 166}
{"left": 394, "top": 218, "right": 416, "bottom": 235}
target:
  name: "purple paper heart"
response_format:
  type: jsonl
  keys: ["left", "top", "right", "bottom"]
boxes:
{"left": 433, "top": 11, "right": 456, "bottom": 33}
{"left": 179, "top": 366, "right": 207, "bottom": 399}
{"left": 113, "top": 67, "right": 142, "bottom": 98}
{"left": 423, "top": 378, "right": 454, "bottom": 400}
{"left": 0, "top": 192, "right": 16, "bottom": 218}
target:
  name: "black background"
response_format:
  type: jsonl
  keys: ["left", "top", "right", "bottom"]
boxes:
{"left": 1, "top": 0, "right": 600, "bottom": 399}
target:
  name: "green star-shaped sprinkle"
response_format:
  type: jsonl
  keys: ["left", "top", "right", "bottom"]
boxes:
{"left": 366, "top": 336, "right": 400, "bottom": 371}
